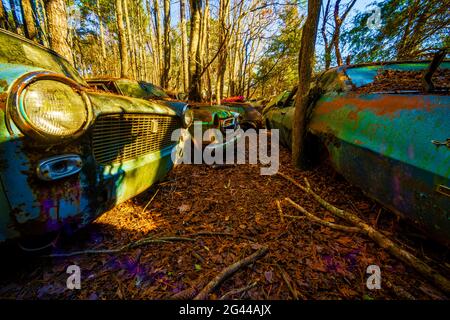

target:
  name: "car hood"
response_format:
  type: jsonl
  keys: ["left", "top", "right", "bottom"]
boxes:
{"left": 87, "top": 92, "right": 178, "bottom": 117}
{"left": 190, "top": 105, "right": 234, "bottom": 122}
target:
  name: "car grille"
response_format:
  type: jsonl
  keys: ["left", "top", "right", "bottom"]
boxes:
{"left": 92, "top": 114, "right": 180, "bottom": 165}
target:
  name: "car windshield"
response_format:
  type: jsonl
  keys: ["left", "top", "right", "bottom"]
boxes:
{"left": 346, "top": 62, "right": 450, "bottom": 92}
{"left": 139, "top": 81, "right": 169, "bottom": 98}
{"left": 0, "top": 30, "right": 87, "bottom": 86}
{"left": 116, "top": 79, "right": 169, "bottom": 99}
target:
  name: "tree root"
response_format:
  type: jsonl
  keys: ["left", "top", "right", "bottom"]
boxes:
{"left": 284, "top": 198, "right": 361, "bottom": 233}
{"left": 278, "top": 171, "right": 450, "bottom": 295}
{"left": 194, "top": 247, "right": 269, "bottom": 300}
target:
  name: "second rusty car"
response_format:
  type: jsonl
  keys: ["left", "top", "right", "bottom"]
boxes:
{"left": 0, "top": 30, "right": 191, "bottom": 243}
{"left": 86, "top": 78, "right": 241, "bottom": 156}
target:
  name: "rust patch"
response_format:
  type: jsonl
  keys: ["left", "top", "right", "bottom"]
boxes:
{"left": 0, "top": 92, "right": 6, "bottom": 111}
{"left": 316, "top": 93, "right": 442, "bottom": 118}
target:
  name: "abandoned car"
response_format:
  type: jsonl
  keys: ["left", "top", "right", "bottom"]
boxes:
{"left": 263, "top": 61, "right": 450, "bottom": 246}
{"left": 86, "top": 78, "right": 241, "bottom": 152}
{"left": 0, "top": 30, "right": 191, "bottom": 242}
{"left": 221, "top": 100, "right": 264, "bottom": 130}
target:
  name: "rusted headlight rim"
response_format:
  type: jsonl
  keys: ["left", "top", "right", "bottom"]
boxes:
{"left": 6, "top": 71, "right": 93, "bottom": 143}
{"left": 182, "top": 105, "right": 193, "bottom": 128}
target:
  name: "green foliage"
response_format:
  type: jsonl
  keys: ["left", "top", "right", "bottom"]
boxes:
{"left": 344, "top": 0, "right": 450, "bottom": 63}
{"left": 255, "top": 4, "right": 304, "bottom": 95}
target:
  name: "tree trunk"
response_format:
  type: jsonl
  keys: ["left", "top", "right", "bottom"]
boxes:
{"left": 21, "top": 0, "right": 37, "bottom": 41}
{"left": 292, "top": 0, "right": 321, "bottom": 168}
{"left": 115, "top": 0, "right": 130, "bottom": 78}
{"left": 161, "top": 0, "right": 171, "bottom": 88}
{"left": 216, "top": 0, "right": 230, "bottom": 104}
{"left": 332, "top": 0, "right": 356, "bottom": 67}
{"left": 188, "top": 0, "right": 202, "bottom": 101}
{"left": 9, "top": 0, "right": 24, "bottom": 35}
{"left": 180, "top": 0, "right": 189, "bottom": 93}
{"left": 44, "top": 0, "right": 73, "bottom": 64}
{"left": 0, "top": 0, "right": 9, "bottom": 30}
{"left": 123, "top": 0, "right": 136, "bottom": 79}
{"left": 96, "top": 0, "right": 107, "bottom": 75}
{"left": 321, "top": 0, "right": 331, "bottom": 69}
{"left": 153, "top": 0, "right": 163, "bottom": 85}
{"left": 36, "top": 0, "right": 49, "bottom": 46}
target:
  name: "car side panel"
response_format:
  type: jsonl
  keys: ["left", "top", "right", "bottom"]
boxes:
{"left": 309, "top": 93, "right": 450, "bottom": 245}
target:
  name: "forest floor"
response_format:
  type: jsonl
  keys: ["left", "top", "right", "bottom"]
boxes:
{"left": 0, "top": 139, "right": 449, "bottom": 300}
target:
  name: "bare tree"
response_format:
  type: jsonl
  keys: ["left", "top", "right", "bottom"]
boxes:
{"left": 161, "top": 0, "right": 171, "bottom": 88}
{"left": 21, "top": 0, "right": 38, "bottom": 41}
{"left": 123, "top": 0, "right": 136, "bottom": 78}
{"left": 216, "top": 0, "right": 230, "bottom": 104}
{"left": 0, "top": 0, "right": 10, "bottom": 30}
{"left": 44, "top": 0, "right": 73, "bottom": 64}
{"left": 153, "top": 0, "right": 163, "bottom": 85}
{"left": 332, "top": 0, "right": 356, "bottom": 66}
{"left": 180, "top": 0, "right": 189, "bottom": 93}
{"left": 115, "top": 0, "right": 130, "bottom": 77}
{"left": 321, "top": 0, "right": 355, "bottom": 69}
{"left": 9, "top": 0, "right": 24, "bottom": 34}
{"left": 96, "top": 0, "right": 107, "bottom": 75}
{"left": 292, "top": 0, "right": 322, "bottom": 168}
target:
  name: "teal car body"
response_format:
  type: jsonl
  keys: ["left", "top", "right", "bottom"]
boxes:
{"left": 264, "top": 61, "right": 450, "bottom": 246}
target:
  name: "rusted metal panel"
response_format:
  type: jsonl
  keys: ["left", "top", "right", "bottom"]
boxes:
{"left": 0, "top": 30, "right": 181, "bottom": 242}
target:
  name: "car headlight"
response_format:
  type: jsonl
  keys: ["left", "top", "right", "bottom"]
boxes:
{"left": 13, "top": 79, "right": 89, "bottom": 141}
{"left": 182, "top": 107, "right": 193, "bottom": 128}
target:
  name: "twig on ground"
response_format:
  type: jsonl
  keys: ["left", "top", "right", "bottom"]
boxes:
{"left": 141, "top": 188, "right": 160, "bottom": 213}
{"left": 43, "top": 236, "right": 194, "bottom": 258}
{"left": 188, "top": 231, "right": 255, "bottom": 242}
{"left": 276, "top": 264, "right": 303, "bottom": 300}
{"left": 219, "top": 281, "right": 258, "bottom": 300}
{"left": 384, "top": 279, "right": 416, "bottom": 300}
{"left": 194, "top": 247, "right": 269, "bottom": 300}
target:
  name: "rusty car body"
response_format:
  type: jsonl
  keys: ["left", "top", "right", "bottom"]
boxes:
{"left": 221, "top": 101, "right": 263, "bottom": 130}
{"left": 263, "top": 61, "right": 450, "bottom": 246}
{"left": 86, "top": 78, "right": 241, "bottom": 152}
{"left": 0, "top": 29, "right": 190, "bottom": 242}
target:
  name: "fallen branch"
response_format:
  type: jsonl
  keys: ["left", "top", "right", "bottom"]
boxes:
{"left": 194, "top": 247, "right": 269, "bottom": 300}
{"left": 219, "top": 281, "right": 258, "bottom": 300}
{"left": 285, "top": 198, "right": 361, "bottom": 233}
{"left": 276, "top": 200, "right": 285, "bottom": 223}
{"left": 188, "top": 231, "right": 255, "bottom": 242}
{"left": 384, "top": 279, "right": 416, "bottom": 300}
{"left": 141, "top": 188, "right": 160, "bottom": 213}
{"left": 44, "top": 236, "right": 194, "bottom": 258}
{"left": 278, "top": 172, "right": 450, "bottom": 295}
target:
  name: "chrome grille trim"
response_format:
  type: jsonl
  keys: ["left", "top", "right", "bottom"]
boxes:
{"left": 92, "top": 113, "right": 180, "bottom": 165}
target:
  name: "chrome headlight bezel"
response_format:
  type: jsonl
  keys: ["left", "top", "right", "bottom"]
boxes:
{"left": 8, "top": 72, "right": 92, "bottom": 143}
{"left": 182, "top": 105, "right": 193, "bottom": 128}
